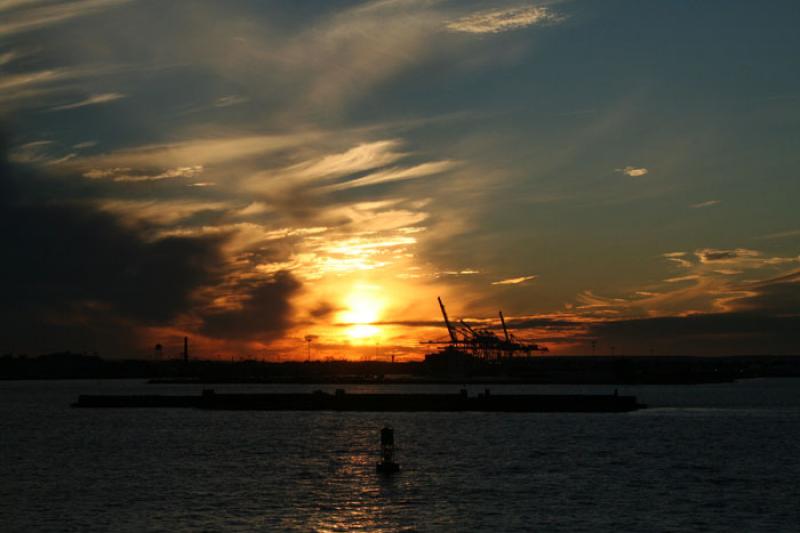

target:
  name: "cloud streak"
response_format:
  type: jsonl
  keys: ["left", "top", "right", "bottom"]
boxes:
{"left": 65, "top": 132, "right": 323, "bottom": 178}
{"left": 446, "top": 6, "right": 563, "bottom": 34}
{"left": 85, "top": 165, "right": 203, "bottom": 182}
{"left": 272, "top": 140, "right": 406, "bottom": 184}
{"left": 690, "top": 199, "right": 720, "bottom": 208}
{"left": 617, "top": 166, "right": 648, "bottom": 177}
{"left": 50, "top": 92, "right": 126, "bottom": 111}
{"left": 0, "top": 0, "right": 131, "bottom": 36}
{"left": 492, "top": 275, "right": 537, "bottom": 285}
{"left": 759, "top": 228, "right": 800, "bottom": 240}
{"left": 322, "top": 160, "right": 457, "bottom": 192}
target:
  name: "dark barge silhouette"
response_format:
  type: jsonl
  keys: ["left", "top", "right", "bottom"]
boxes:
{"left": 73, "top": 388, "right": 644, "bottom": 412}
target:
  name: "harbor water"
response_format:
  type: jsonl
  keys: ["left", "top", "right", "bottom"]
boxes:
{"left": 2, "top": 379, "right": 799, "bottom": 531}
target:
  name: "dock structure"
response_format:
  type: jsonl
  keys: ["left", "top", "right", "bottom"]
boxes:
{"left": 73, "top": 389, "right": 645, "bottom": 412}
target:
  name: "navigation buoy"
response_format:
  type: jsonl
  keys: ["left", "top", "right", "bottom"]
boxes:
{"left": 376, "top": 426, "right": 400, "bottom": 474}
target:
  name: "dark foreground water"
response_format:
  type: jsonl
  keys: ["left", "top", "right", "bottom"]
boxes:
{"left": 2, "top": 379, "right": 799, "bottom": 532}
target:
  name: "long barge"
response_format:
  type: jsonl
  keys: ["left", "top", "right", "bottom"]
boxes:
{"left": 73, "top": 388, "right": 645, "bottom": 412}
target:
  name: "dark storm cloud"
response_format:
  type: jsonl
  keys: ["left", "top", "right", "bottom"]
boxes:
{"left": 3, "top": 204, "right": 226, "bottom": 322}
{"left": 0, "top": 142, "right": 224, "bottom": 354}
{"left": 199, "top": 271, "right": 301, "bottom": 341}
{"left": 1, "top": 147, "right": 223, "bottom": 307}
{"left": 0, "top": 139, "right": 299, "bottom": 355}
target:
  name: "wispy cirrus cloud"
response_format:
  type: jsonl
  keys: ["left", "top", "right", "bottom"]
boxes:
{"left": 9, "top": 140, "right": 53, "bottom": 163}
{"left": 214, "top": 95, "right": 249, "bottom": 108}
{"left": 0, "top": 0, "right": 131, "bottom": 36}
{"left": 273, "top": 140, "right": 406, "bottom": 184}
{"left": 322, "top": 160, "right": 457, "bottom": 192}
{"left": 663, "top": 252, "right": 693, "bottom": 269}
{"left": 271, "top": 0, "right": 445, "bottom": 114}
{"left": 492, "top": 275, "right": 537, "bottom": 285}
{"left": 660, "top": 248, "right": 798, "bottom": 276}
{"left": 713, "top": 269, "right": 742, "bottom": 276}
{"left": 0, "top": 50, "right": 21, "bottom": 66}
{"left": 84, "top": 165, "right": 203, "bottom": 182}
{"left": 50, "top": 92, "right": 126, "bottom": 111}
{"left": 8, "top": 141, "right": 79, "bottom": 166}
{"left": 0, "top": 69, "right": 72, "bottom": 93}
{"left": 446, "top": 6, "right": 564, "bottom": 34}
{"left": 65, "top": 132, "right": 322, "bottom": 175}
{"left": 690, "top": 199, "right": 720, "bottom": 208}
{"left": 568, "top": 269, "right": 800, "bottom": 355}
{"left": 567, "top": 245, "right": 800, "bottom": 327}
{"left": 440, "top": 269, "right": 480, "bottom": 276}
{"left": 695, "top": 248, "right": 759, "bottom": 264}
{"left": 73, "top": 140, "right": 98, "bottom": 149}
{"left": 664, "top": 274, "right": 701, "bottom": 283}
{"left": 693, "top": 248, "right": 799, "bottom": 269}
{"left": 98, "top": 198, "right": 231, "bottom": 225}
{"left": 0, "top": 65, "right": 129, "bottom": 109}
{"left": 759, "top": 228, "right": 800, "bottom": 240}
{"left": 240, "top": 138, "right": 457, "bottom": 197}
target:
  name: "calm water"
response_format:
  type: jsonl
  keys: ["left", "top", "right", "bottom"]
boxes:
{"left": 2, "top": 379, "right": 799, "bottom": 532}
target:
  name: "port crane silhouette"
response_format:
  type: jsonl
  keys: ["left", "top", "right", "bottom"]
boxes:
{"left": 424, "top": 297, "right": 547, "bottom": 360}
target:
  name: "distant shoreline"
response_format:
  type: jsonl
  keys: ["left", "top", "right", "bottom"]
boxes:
{"left": 3, "top": 353, "right": 799, "bottom": 385}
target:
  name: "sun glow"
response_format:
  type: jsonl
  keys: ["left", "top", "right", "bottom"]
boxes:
{"left": 348, "top": 324, "right": 380, "bottom": 339}
{"left": 339, "top": 287, "right": 384, "bottom": 340}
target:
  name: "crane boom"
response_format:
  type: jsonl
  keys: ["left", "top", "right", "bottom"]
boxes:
{"left": 499, "top": 311, "right": 510, "bottom": 343}
{"left": 459, "top": 320, "right": 476, "bottom": 335}
{"left": 438, "top": 296, "right": 458, "bottom": 343}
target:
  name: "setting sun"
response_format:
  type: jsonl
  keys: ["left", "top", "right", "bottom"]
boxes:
{"left": 339, "top": 287, "right": 384, "bottom": 340}
{"left": 347, "top": 324, "right": 380, "bottom": 340}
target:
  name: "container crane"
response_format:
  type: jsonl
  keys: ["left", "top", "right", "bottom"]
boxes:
{"left": 426, "top": 298, "right": 548, "bottom": 361}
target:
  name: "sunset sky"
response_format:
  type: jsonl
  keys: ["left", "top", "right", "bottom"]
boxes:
{"left": 2, "top": 0, "right": 799, "bottom": 359}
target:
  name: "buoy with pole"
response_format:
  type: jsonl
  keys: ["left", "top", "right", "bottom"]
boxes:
{"left": 376, "top": 426, "right": 400, "bottom": 474}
